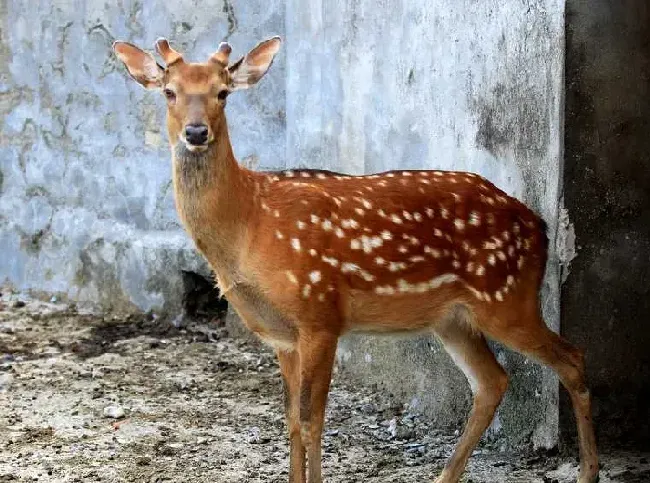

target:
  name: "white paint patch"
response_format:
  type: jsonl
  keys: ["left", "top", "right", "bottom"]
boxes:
{"left": 309, "top": 271, "right": 322, "bottom": 283}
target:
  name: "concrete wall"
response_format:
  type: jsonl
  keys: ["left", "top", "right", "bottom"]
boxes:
{"left": 562, "top": 0, "right": 650, "bottom": 446}
{"left": 0, "top": 0, "right": 567, "bottom": 447}
{"left": 286, "top": 0, "right": 565, "bottom": 448}
{"left": 0, "top": 0, "right": 285, "bottom": 312}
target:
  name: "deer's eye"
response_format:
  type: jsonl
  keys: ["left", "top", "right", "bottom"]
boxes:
{"left": 217, "top": 89, "right": 228, "bottom": 101}
{"left": 164, "top": 88, "right": 176, "bottom": 102}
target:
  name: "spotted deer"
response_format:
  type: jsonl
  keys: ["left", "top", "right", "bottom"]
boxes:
{"left": 112, "top": 36, "right": 599, "bottom": 483}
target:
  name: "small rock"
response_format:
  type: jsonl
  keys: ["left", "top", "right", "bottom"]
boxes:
{"left": 103, "top": 405, "right": 125, "bottom": 419}
{"left": 13, "top": 300, "right": 26, "bottom": 308}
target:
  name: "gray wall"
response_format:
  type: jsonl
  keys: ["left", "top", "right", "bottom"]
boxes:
{"left": 285, "top": 0, "right": 566, "bottom": 448}
{"left": 563, "top": 0, "right": 650, "bottom": 446}
{"left": 0, "top": 0, "right": 566, "bottom": 447}
{"left": 0, "top": 0, "right": 285, "bottom": 312}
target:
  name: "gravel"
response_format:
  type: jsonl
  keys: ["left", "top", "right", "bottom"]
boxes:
{"left": 0, "top": 296, "right": 648, "bottom": 482}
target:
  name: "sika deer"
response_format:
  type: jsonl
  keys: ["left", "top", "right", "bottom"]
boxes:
{"left": 113, "top": 37, "right": 599, "bottom": 483}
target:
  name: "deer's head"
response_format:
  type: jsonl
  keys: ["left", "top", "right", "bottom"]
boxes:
{"left": 113, "top": 37, "right": 281, "bottom": 153}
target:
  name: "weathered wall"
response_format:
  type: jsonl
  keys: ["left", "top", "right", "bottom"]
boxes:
{"left": 286, "top": 0, "right": 565, "bottom": 448}
{"left": 0, "top": 0, "right": 567, "bottom": 447}
{"left": 562, "top": 0, "right": 650, "bottom": 446}
{"left": 0, "top": 0, "right": 285, "bottom": 312}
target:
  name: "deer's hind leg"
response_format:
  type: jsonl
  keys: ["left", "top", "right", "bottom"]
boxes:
{"left": 481, "top": 315, "right": 599, "bottom": 483}
{"left": 432, "top": 312, "right": 508, "bottom": 483}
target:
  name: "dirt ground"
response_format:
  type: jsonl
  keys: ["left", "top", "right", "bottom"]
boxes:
{"left": 1, "top": 297, "right": 648, "bottom": 483}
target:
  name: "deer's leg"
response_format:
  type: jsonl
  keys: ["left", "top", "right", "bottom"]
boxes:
{"left": 433, "top": 320, "right": 508, "bottom": 483}
{"left": 298, "top": 332, "right": 338, "bottom": 483}
{"left": 278, "top": 349, "right": 306, "bottom": 483}
{"left": 486, "top": 322, "right": 599, "bottom": 483}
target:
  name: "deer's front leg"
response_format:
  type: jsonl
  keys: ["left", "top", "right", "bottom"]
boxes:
{"left": 298, "top": 332, "right": 338, "bottom": 483}
{"left": 278, "top": 349, "right": 306, "bottom": 483}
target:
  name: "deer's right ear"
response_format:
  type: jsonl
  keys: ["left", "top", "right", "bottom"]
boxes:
{"left": 113, "top": 41, "right": 164, "bottom": 90}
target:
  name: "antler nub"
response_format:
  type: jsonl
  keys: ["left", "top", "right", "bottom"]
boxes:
{"left": 155, "top": 38, "right": 183, "bottom": 65}
{"left": 211, "top": 42, "right": 232, "bottom": 65}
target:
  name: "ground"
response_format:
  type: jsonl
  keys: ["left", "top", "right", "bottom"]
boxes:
{"left": 0, "top": 297, "right": 648, "bottom": 483}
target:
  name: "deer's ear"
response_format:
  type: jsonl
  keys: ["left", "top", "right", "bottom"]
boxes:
{"left": 228, "top": 36, "right": 281, "bottom": 91}
{"left": 113, "top": 41, "right": 164, "bottom": 90}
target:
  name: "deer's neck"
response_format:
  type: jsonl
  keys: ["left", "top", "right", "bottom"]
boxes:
{"left": 171, "top": 132, "right": 255, "bottom": 275}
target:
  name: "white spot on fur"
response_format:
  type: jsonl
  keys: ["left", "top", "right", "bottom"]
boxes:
{"left": 380, "top": 230, "right": 393, "bottom": 240}
{"left": 316, "top": 173, "right": 327, "bottom": 179}
{"left": 322, "top": 220, "right": 333, "bottom": 231}
{"left": 390, "top": 214, "right": 403, "bottom": 224}
{"left": 311, "top": 214, "right": 320, "bottom": 223}
{"left": 476, "top": 265, "right": 486, "bottom": 276}
{"left": 497, "top": 251, "right": 507, "bottom": 261}
{"left": 495, "top": 291, "right": 504, "bottom": 302}
{"left": 469, "top": 211, "right": 481, "bottom": 226}
{"left": 375, "top": 257, "right": 386, "bottom": 265}
{"left": 286, "top": 271, "right": 298, "bottom": 284}
{"left": 297, "top": 221, "right": 306, "bottom": 230}
{"left": 410, "top": 255, "right": 426, "bottom": 263}
{"left": 302, "top": 284, "right": 311, "bottom": 298}
{"left": 402, "top": 211, "right": 413, "bottom": 220}
{"left": 375, "top": 285, "right": 395, "bottom": 295}
{"left": 300, "top": 172, "right": 311, "bottom": 178}
{"left": 426, "top": 208, "right": 435, "bottom": 218}
{"left": 440, "top": 208, "right": 450, "bottom": 219}
{"left": 309, "top": 249, "right": 318, "bottom": 257}
{"left": 273, "top": 210, "right": 280, "bottom": 218}
{"left": 275, "top": 231, "right": 284, "bottom": 240}
{"left": 335, "top": 228, "right": 345, "bottom": 238}
{"left": 291, "top": 238, "right": 301, "bottom": 251}
{"left": 341, "top": 219, "right": 360, "bottom": 229}
{"left": 454, "top": 219, "right": 465, "bottom": 231}
{"left": 355, "top": 208, "right": 365, "bottom": 216}
{"left": 351, "top": 239, "right": 361, "bottom": 250}
{"left": 413, "top": 212, "right": 423, "bottom": 222}
{"left": 424, "top": 246, "right": 441, "bottom": 258}
{"left": 388, "top": 261, "right": 407, "bottom": 272}
{"left": 322, "top": 255, "right": 339, "bottom": 267}
{"left": 398, "top": 245, "right": 409, "bottom": 253}
{"left": 487, "top": 254, "right": 496, "bottom": 265}
{"left": 318, "top": 293, "right": 325, "bottom": 301}
{"left": 285, "top": 170, "right": 295, "bottom": 177}
{"left": 309, "top": 271, "right": 322, "bottom": 283}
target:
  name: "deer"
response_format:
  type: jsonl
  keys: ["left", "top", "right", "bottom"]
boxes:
{"left": 112, "top": 36, "right": 599, "bottom": 483}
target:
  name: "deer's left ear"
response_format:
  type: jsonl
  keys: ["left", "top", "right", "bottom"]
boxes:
{"left": 228, "top": 36, "right": 281, "bottom": 91}
{"left": 113, "top": 41, "right": 164, "bottom": 90}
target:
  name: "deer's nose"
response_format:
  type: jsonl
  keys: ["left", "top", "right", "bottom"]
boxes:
{"left": 185, "top": 124, "right": 209, "bottom": 145}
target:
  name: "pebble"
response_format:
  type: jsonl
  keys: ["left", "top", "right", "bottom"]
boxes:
{"left": 102, "top": 405, "right": 125, "bottom": 419}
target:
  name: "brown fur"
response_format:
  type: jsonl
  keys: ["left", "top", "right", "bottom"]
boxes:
{"left": 113, "top": 38, "right": 599, "bottom": 483}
